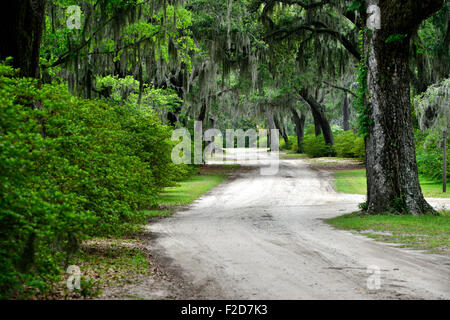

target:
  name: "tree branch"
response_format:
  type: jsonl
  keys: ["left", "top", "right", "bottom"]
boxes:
{"left": 322, "top": 81, "right": 357, "bottom": 97}
{"left": 266, "top": 22, "right": 360, "bottom": 60}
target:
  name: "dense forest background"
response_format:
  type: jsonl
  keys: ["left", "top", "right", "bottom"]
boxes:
{"left": 0, "top": 0, "right": 448, "bottom": 298}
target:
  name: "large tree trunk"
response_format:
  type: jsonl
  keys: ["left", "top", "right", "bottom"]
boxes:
{"left": 364, "top": 0, "right": 443, "bottom": 215}
{"left": 291, "top": 108, "right": 306, "bottom": 153}
{"left": 300, "top": 89, "right": 334, "bottom": 145}
{"left": 0, "top": 0, "right": 47, "bottom": 78}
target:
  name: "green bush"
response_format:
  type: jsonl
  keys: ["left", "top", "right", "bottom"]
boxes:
{"left": 0, "top": 64, "right": 188, "bottom": 297}
{"left": 416, "top": 130, "right": 449, "bottom": 181}
{"left": 351, "top": 136, "right": 366, "bottom": 161}
{"left": 279, "top": 136, "right": 298, "bottom": 152}
{"left": 334, "top": 131, "right": 365, "bottom": 160}
{"left": 303, "top": 134, "right": 335, "bottom": 158}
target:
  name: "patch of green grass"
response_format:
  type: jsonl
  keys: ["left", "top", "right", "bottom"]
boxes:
{"left": 144, "top": 175, "right": 226, "bottom": 218}
{"left": 143, "top": 209, "right": 172, "bottom": 218}
{"left": 326, "top": 211, "right": 450, "bottom": 253}
{"left": 144, "top": 165, "right": 237, "bottom": 218}
{"left": 419, "top": 176, "right": 450, "bottom": 198}
{"left": 279, "top": 153, "right": 308, "bottom": 159}
{"left": 334, "top": 169, "right": 449, "bottom": 198}
{"left": 157, "top": 174, "right": 227, "bottom": 207}
{"left": 333, "top": 169, "right": 367, "bottom": 195}
{"left": 306, "top": 157, "right": 364, "bottom": 170}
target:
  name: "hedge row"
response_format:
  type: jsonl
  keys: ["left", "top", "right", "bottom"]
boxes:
{"left": 302, "top": 131, "right": 365, "bottom": 160}
{"left": 0, "top": 64, "right": 189, "bottom": 297}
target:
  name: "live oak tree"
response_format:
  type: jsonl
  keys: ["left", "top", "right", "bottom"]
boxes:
{"left": 2, "top": 0, "right": 446, "bottom": 217}
{"left": 363, "top": 0, "right": 444, "bottom": 215}
{"left": 251, "top": 0, "right": 445, "bottom": 215}
{"left": 253, "top": 0, "right": 361, "bottom": 146}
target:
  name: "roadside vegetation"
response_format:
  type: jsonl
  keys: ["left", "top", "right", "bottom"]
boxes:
{"left": 279, "top": 153, "right": 308, "bottom": 160}
{"left": 7, "top": 160, "right": 236, "bottom": 299}
{"left": 334, "top": 169, "right": 449, "bottom": 199}
{"left": 145, "top": 165, "right": 239, "bottom": 218}
{"left": 1, "top": 0, "right": 448, "bottom": 300}
{"left": 326, "top": 211, "right": 450, "bottom": 254}
{"left": 77, "top": 165, "right": 237, "bottom": 299}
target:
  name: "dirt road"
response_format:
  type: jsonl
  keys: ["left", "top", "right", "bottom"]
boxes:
{"left": 146, "top": 150, "right": 450, "bottom": 300}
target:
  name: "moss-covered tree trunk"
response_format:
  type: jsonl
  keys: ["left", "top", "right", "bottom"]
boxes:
{"left": 300, "top": 89, "right": 334, "bottom": 145}
{"left": 342, "top": 94, "right": 350, "bottom": 131}
{"left": 291, "top": 107, "right": 306, "bottom": 153}
{"left": 364, "top": 0, "right": 443, "bottom": 215}
{"left": 274, "top": 115, "right": 289, "bottom": 145}
{"left": 0, "top": 0, "right": 46, "bottom": 78}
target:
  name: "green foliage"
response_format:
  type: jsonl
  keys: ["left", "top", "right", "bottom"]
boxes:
{"left": 279, "top": 136, "right": 297, "bottom": 152}
{"left": 416, "top": 130, "right": 450, "bottom": 181}
{"left": 303, "top": 130, "right": 365, "bottom": 160}
{"left": 346, "top": 0, "right": 364, "bottom": 13}
{"left": 40, "top": 0, "right": 198, "bottom": 83}
{"left": 95, "top": 75, "right": 182, "bottom": 114}
{"left": 303, "top": 134, "right": 335, "bottom": 158}
{"left": 414, "top": 78, "right": 449, "bottom": 133}
{"left": 355, "top": 29, "right": 371, "bottom": 138}
{"left": 385, "top": 34, "right": 408, "bottom": 44}
{"left": 0, "top": 65, "right": 189, "bottom": 297}
{"left": 334, "top": 168, "right": 449, "bottom": 198}
{"left": 334, "top": 131, "right": 365, "bottom": 160}
{"left": 331, "top": 125, "right": 344, "bottom": 135}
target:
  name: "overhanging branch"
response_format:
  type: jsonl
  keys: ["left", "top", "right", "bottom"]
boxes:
{"left": 266, "top": 22, "right": 360, "bottom": 60}
{"left": 322, "top": 81, "right": 357, "bottom": 97}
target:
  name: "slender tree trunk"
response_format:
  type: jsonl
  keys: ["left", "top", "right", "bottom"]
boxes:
{"left": 311, "top": 110, "right": 322, "bottom": 136}
{"left": 0, "top": 0, "right": 47, "bottom": 78}
{"left": 138, "top": 62, "right": 143, "bottom": 106}
{"left": 266, "top": 107, "right": 277, "bottom": 149}
{"left": 274, "top": 115, "right": 289, "bottom": 145}
{"left": 364, "top": 0, "right": 443, "bottom": 215}
{"left": 444, "top": 130, "right": 447, "bottom": 193}
{"left": 342, "top": 93, "right": 350, "bottom": 131}
{"left": 291, "top": 108, "right": 306, "bottom": 153}
{"left": 300, "top": 89, "right": 334, "bottom": 145}
{"left": 85, "top": 68, "right": 93, "bottom": 99}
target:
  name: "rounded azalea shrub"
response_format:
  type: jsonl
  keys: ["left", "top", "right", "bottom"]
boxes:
{"left": 303, "top": 134, "right": 335, "bottom": 158}
{"left": 334, "top": 131, "right": 365, "bottom": 160}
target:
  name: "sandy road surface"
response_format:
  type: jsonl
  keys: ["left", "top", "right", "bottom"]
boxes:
{"left": 146, "top": 149, "right": 450, "bottom": 300}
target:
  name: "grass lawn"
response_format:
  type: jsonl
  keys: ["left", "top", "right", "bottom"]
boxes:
{"left": 144, "top": 165, "right": 238, "bottom": 218}
{"left": 326, "top": 211, "right": 450, "bottom": 254}
{"left": 334, "top": 169, "right": 449, "bottom": 198}
{"left": 157, "top": 174, "right": 227, "bottom": 206}
{"left": 279, "top": 153, "right": 308, "bottom": 159}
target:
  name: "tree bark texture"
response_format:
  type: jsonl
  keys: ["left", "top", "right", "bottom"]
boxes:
{"left": 291, "top": 108, "right": 306, "bottom": 153}
{"left": 342, "top": 93, "right": 350, "bottom": 131}
{"left": 0, "top": 0, "right": 47, "bottom": 78}
{"left": 300, "top": 89, "right": 334, "bottom": 145}
{"left": 364, "top": 0, "right": 443, "bottom": 215}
